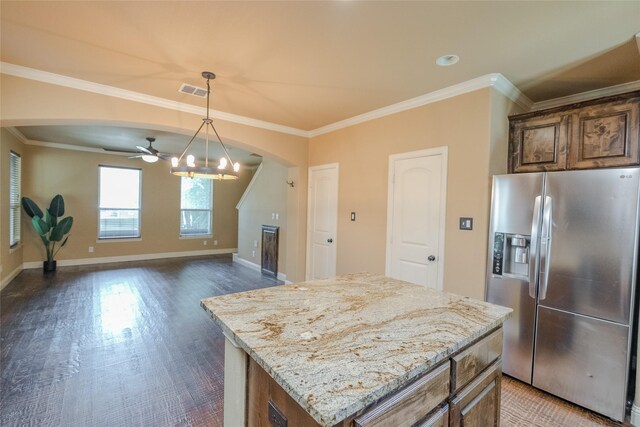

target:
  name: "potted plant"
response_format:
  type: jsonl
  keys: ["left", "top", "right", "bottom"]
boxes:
{"left": 21, "top": 194, "right": 74, "bottom": 273}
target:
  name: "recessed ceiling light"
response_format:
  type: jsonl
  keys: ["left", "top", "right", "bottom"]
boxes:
{"left": 436, "top": 54, "right": 460, "bottom": 66}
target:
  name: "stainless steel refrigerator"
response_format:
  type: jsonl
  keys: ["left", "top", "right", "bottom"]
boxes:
{"left": 486, "top": 167, "right": 640, "bottom": 422}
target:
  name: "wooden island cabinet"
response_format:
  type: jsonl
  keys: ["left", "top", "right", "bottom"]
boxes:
{"left": 509, "top": 91, "right": 640, "bottom": 173}
{"left": 201, "top": 273, "right": 512, "bottom": 427}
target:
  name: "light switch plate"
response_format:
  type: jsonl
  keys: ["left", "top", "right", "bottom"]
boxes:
{"left": 459, "top": 217, "right": 473, "bottom": 230}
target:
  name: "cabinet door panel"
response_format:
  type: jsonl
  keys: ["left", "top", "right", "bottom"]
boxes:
{"left": 568, "top": 96, "right": 640, "bottom": 169}
{"left": 509, "top": 114, "right": 569, "bottom": 173}
{"left": 449, "top": 360, "right": 501, "bottom": 427}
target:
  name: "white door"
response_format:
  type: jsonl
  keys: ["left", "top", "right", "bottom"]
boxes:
{"left": 386, "top": 147, "right": 447, "bottom": 290}
{"left": 306, "top": 163, "right": 338, "bottom": 280}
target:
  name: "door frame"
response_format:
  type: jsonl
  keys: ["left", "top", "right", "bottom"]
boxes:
{"left": 305, "top": 163, "right": 339, "bottom": 280}
{"left": 385, "top": 147, "right": 448, "bottom": 290}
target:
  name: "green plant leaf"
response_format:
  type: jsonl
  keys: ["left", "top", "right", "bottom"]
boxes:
{"left": 49, "top": 194, "right": 65, "bottom": 217}
{"left": 32, "top": 216, "right": 50, "bottom": 235}
{"left": 60, "top": 236, "right": 69, "bottom": 247}
{"left": 21, "top": 197, "right": 43, "bottom": 218}
{"left": 50, "top": 217, "right": 73, "bottom": 241}
{"left": 39, "top": 234, "right": 50, "bottom": 249}
{"left": 46, "top": 209, "right": 57, "bottom": 227}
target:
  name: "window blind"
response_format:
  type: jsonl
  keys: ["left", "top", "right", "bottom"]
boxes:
{"left": 9, "top": 151, "right": 21, "bottom": 247}
{"left": 98, "top": 166, "right": 141, "bottom": 239}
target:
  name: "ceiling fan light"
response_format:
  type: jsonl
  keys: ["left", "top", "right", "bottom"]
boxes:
{"left": 142, "top": 154, "right": 159, "bottom": 163}
{"left": 233, "top": 162, "right": 240, "bottom": 172}
{"left": 171, "top": 157, "right": 179, "bottom": 167}
{"left": 219, "top": 157, "right": 228, "bottom": 169}
{"left": 186, "top": 154, "right": 196, "bottom": 167}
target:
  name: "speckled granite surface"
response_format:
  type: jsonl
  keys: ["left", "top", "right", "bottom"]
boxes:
{"left": 201, "top": 273, "right": 512, "bottom": 426}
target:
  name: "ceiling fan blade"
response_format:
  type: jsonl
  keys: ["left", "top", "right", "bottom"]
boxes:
{"left": 103, "top": 147, "right": 140, "bottom": 154}
{"left": 136, "top": 145, "right": 155, "bottom": 155}
{"left": 128, "top": 154, "right": 144, "bottom": 159}
{"left": 157, "top": 153, "right": 171, "bottom": 160}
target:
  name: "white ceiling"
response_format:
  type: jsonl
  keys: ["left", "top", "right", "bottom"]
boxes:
{"left": 1, "top": 1, "right": 639, "bottom": 154}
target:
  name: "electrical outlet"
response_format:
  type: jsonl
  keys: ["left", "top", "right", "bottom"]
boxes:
{"left": 268, "top": 401, "right": 287, "bottom": 427}
{"left": 88, "top": 246, "right": 94, "bottom": 253}
{"left": 213, "top": 240, "right": 218, "bottom": 246}
{"left": 252, "top": 250, "right": 256, "bottom": 257}
{"left": 203, "top": 240, "right": 207, "bottom": 246}
{"left": 254, "top": 240, "right": 258, "bottom": 248}
{"left": 275, "top": 213, "right": 279, "bottom": 220}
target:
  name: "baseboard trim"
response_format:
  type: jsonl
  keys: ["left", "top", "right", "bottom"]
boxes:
{"left": 22, "top": 248, "right": 237, "bottom": 270}
{"left": 232, "top": 253, "right": 289, "bottom": 283}
{"left": 631, "top": 404, "right": 640, "bottom": 426}
{"left": 1, "top": 265, "right": 24, "bottom": 291}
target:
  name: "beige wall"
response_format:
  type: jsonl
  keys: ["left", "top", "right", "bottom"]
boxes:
{"left": 309, "top": 88, "right": 518, "bottom": 299}
{"left": 0, "top": 73, "right": 309, "bottom": 281}
{"left": 0, "top": 129, "right": 25, "bottom": 288}
{"left": 18, "top": 144, "right": 250, "bottom": 263}
{"left": 237, "top": 158, "right": 289, "bottom": 276}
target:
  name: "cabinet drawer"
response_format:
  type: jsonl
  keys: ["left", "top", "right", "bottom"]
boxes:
{"left": 451, "top": 329, "right": 502, "bottom": 392}
{"left": 414, "top": 404, "right": 448, "bottom": 427}
{"left": 353, "top": 361, "right": 450, "bottom": 427}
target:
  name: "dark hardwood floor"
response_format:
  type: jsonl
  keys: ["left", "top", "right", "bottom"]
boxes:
{"left": 0, "top": 255, "right": 280, "bottom": 427}
{"left": 1, "top": 255, "right": 626, "bottom": 426}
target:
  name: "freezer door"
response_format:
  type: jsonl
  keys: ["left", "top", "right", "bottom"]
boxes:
{"left": 486, "top": 173, "right": 543, "bottom": 383}
{"left": 541, "top": 168, "right": 640, "bottom": 324}
{"left": 533, "top": 306, "right": 629, "bottom": 421}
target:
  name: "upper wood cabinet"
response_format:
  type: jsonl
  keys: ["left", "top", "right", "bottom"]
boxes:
{"left": 509, "top": 91, "right": 640, "bottom": 173}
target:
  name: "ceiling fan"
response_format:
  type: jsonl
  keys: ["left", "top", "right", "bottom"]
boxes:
{"left": 103, "top": 137, "right": 170, "bottom": 163}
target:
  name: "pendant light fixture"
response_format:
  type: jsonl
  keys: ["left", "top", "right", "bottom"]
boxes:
{"left": 170, "top": 71, "right": 240, "bottom": 180}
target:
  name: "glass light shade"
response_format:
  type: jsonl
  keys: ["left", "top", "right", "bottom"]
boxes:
{"left": 171, "top": 157, "right": 179, "bottom": 167}
{"left": 233, "top": 162, "right": 240, "bottom": 172}
{"left": 186, "top": 155, "right": 196, "bottom": 167}
{"left": 219, "top": 157, "right": 228, "bottom": 169}
{"left": 142, "top": 155, "right": 159, "bottom": 163}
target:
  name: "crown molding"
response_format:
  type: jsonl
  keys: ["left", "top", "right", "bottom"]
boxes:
{"left": 5, "top": 127, "right": 28, "bottom": 143}
{"left": 531, "top": 79, "right": 640, "bottom": 111}
{"left": 308, "top": 73, "right": 532, "bottom": 137}
{"left": 0, "top": 62, "right": 308, "bottom": 138}
{"left": 3, "top": 62, "right": 534, "bottom": 141}
{"left": 23, "top": 138, "right": 131, "bottom": 155}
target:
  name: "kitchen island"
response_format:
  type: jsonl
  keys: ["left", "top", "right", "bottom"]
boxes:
{"left": 201, "top": 273, "right": 512, "bottom": 427}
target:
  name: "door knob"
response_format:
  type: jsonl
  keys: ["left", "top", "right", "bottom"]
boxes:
{"left": 428, "top": 255, "right": 436, "bottom": 261}
{"left": 327, "top": 238, "right": 333, "bottom": 243}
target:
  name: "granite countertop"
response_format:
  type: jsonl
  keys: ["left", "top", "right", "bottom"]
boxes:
{"left": 201, "top": 273, "right": 512, "bottom": 426}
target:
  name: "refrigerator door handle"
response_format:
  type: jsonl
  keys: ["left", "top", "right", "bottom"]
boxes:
{"left": 539, "top": 196, "right": 553, "bottom": 300}
{"left": 529, "top": 195, "right": 542, "bottom": 299}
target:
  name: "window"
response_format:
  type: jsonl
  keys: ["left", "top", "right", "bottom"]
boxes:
{"left": 9, "top": 151, "right": 21, "bottom": 248}
{"left": 98, "top": 166, "right": 141, "bottom": 239}
{"left": 180, "top": 177, "right": 212, "bottom": 236}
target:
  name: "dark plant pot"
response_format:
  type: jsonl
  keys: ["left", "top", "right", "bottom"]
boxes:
{"left": 43, "top": 260, "right": 57, "bottom": 273}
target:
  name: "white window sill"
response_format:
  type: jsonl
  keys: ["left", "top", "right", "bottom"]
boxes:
{"left": 97, "top": 237, "right": 142, "bottom": 243}
{"left": 179, "top": 234, "right": 213, "bottom": 240}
